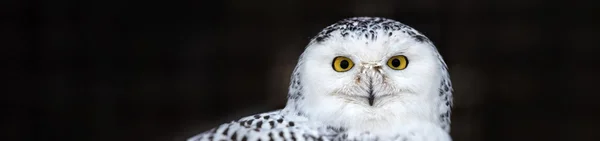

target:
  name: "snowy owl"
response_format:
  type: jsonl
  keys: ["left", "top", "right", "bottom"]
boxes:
{"left": 187, "top": 17, "right": 453, "bottom": 141}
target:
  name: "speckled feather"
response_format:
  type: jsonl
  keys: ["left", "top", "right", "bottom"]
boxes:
{"left": 188, "top": 110, "right": 333, "bottom": 141}
{"left": 312, "top": 17, "right": 430, "bottom": 43}
{"left": 188, "top": 17, "right": 453, "bottom": 141}
{"left": 187, "top": 110, "right": 447, "bottom": 141}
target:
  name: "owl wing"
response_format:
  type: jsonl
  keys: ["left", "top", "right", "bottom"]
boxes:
{"left": 187, "top": 110, "right": 330, "bottom": 141}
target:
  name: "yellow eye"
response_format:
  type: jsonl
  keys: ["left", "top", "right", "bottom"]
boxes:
{"left": 387, "top": 55, "right": 409, "bottom": 70}
{"left": 332, "top": 56, "right": 354, "bottom": 72}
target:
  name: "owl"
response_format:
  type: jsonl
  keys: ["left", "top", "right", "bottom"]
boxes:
{"left": 187, "top": 17, "right": 453, "bottom": 141}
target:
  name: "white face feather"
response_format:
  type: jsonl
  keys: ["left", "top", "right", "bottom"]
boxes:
{"left": 283, "top": 17, "right": 453, "bottom": 136}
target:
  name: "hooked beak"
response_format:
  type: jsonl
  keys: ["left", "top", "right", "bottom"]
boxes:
{"left": 361, "top": 62, "right": 382, "bottom": 106}
{"left": 367, "top": 84, "right": 375, "bottom": 106}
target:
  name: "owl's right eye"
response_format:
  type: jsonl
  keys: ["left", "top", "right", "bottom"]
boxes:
{"left": 332, "top": 56, "right": 354, "bottom": 72}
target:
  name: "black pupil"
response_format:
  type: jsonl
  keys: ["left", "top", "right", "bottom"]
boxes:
{"left": 391, "top": 58, "right": 400, "bottom": 67}
{"left": 340, "top": 60, "right": 349, "bottom": 69}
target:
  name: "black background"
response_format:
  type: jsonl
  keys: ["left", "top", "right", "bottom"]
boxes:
{"left": 4, "top": 0, "right": 600, "bottom": 141}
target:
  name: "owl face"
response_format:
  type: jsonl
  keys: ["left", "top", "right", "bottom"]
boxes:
{"left": 300, "top": 30, "right": 442, "bottom": 107}
{"left": 285, "top": 17, "right": 450, "bottom": 131}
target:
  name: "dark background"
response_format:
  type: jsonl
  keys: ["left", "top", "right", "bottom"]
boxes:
{"left": 4, "top": 0, "right": 600, "bottom": 141}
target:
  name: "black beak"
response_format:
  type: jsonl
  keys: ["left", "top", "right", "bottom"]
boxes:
{"left": 368, "top": 92, "right": 375, "bottom": 106}
{"left": 367, "top": 79, "right": 375, "bottom": 106}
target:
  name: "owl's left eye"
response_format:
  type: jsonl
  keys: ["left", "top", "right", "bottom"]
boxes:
{"left": 332, "top": 56, "right": 354, "bottom": 72}
{"left": 387, "top": 55, "right": 409, "bottom": 70}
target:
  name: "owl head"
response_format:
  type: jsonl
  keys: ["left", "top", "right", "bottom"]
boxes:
{"left": 283, "top": 17, "right": 453, "bottom": 134}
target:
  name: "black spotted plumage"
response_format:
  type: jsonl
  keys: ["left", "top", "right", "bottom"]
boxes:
{"left": 312, "top": 17, "right": 430, "bottom": 44}
{"left": 187, "top": 111, "right": 336, "bottom": 141}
